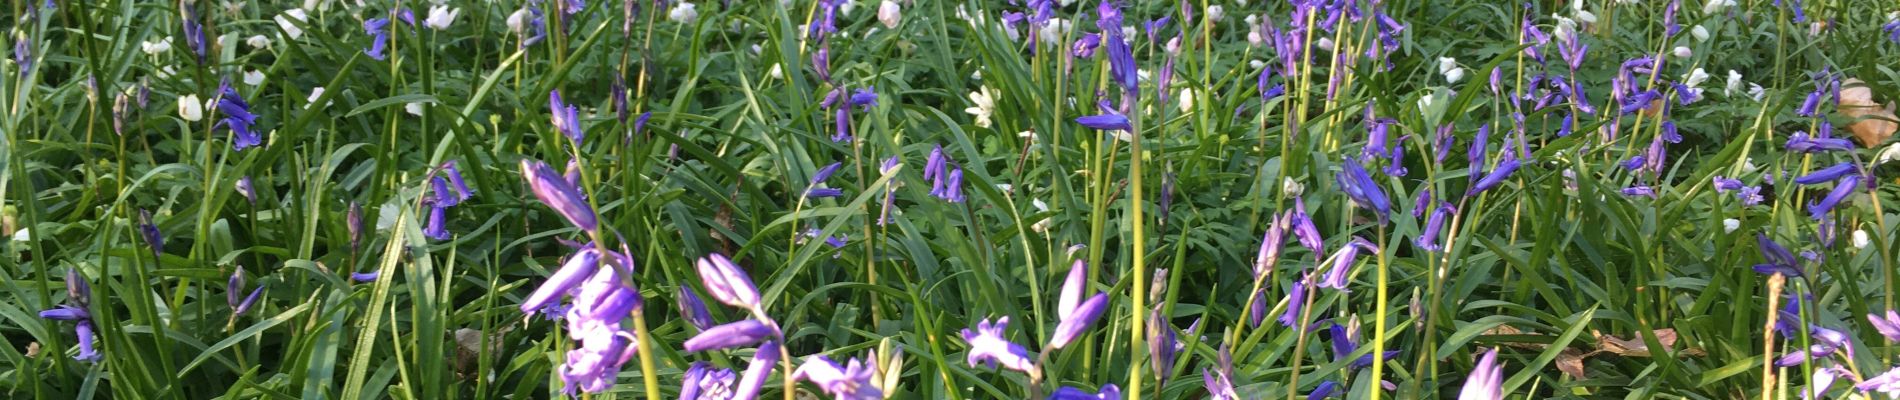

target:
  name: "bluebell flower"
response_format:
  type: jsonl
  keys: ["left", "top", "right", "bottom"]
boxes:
{"left": 1416, "top": 204, "right": 1453, "bottom": 252}
{"left": 216, "top": 82, "right": 263, "bottom": 151}
{"left": 793, "top": 355, "right": 883, "bottom": 399}
{"left": 1048, "top": 384, "right": 1120, "bottom": 400}
{"left": 1793, "top": 162, "right": 1858, "bottom": 185}
{"left": 550, "top": 90, "right": 584, "bottom": 143}
{"left": 1255, "top": 211, "right": 1292, "bottom": 278}
{"left": 442, "top": 161, "right": 475, "bottom": 199}
{"left": 14, "top": 36, "right": 30, "bottom": 76}
{"left": 1289, "top": 198, "right": 1325, "bottom": 255}
{"left": 350, "top": 271, "right": 379, "bottom": 282}
{"left": 1738, "top": 186, "right": 1764, "bottom": 206}
{"left": 236, "top": 176, "right": 257, "bottom": 205}
{"left": 1203, "top": 346, "right": 1239, "bottom": 399}
{"left": 1318, "top": 237, "right": 1378, "bottom": 291}
{"left": 696, "top": 252, "right": 762, "bottom": 310}
{"left": 961, "top": 317, "right": 1036, "bottom": 373}
{"left": 832, "top": 106, "right": 852, "bottom": 143}
{"left": 1620, "top": 186, "right": 1656, "bottom": 198}
{"left": 677, "top": 286, "right": 716, "bottom": 331}
{"left": 39, "top": 272, "right": 100, "bottom": 362}
{"left": 1753, "top": 234, "right": 1802, "bottom": 276}
{"left": 1808, "top": 174, "right": 1861, "bottom": 219}
{"left": 812, "top": 47, "right": 831, "bottom": 82}
{"left": 1309, "top": 380, "right": 1340, "bottom": 399}
{"left": 1713, "top": 176, "right": 1743, "bottom": 192}
{"left": 732, "top": 341, "right": 781, "bottom": 399}
{"left": 139, "top": 210, "right": 164, "bottom": 257}
{"left": 1458, "top": 348, "right": 1503, "bottom": 400}
{"left": 1336, "top": 158, "right": 1392, "bottom": 224}
{"left": 423, "top": 203, "right": 451, "bottom": 240}
{"left": 1328, "top": 320, "right": 1398, "bottom": 370}
{"left": 1467, "top": 154, "right": 1520, "bottom": 197}
{"left": 520, "top": 247, "right": 602, "bottom": 315}
{"left": 848, "top": 87, "right": 878, "bottom": 111}
{"left": 1073, "top": 32, "right": 1102, "bottom": 58}
{"left": 1660, "top": 121, "right": 1682, "bottom": 143}
{"left": 1277, "top": 275, "right": 1309, "bottom": 327}
{"left": 182, "top": 4, "right": 208, "bottom": 64}
{"left": 364, "top": 17, "right": 391, "bottom": 60}
{"left": 1075, "top": 112, "right": 1132, "bottom": 132}
{"left": 685, "top": 320, "right": 779, "bottom": 352}
{"left": 520, "top": 159, "right": 599, "bottom": 232}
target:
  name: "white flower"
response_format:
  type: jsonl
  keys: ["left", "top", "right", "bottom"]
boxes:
{"left": 1207, "top": 5, "right": 1225, "bottom": 23}
{"left": 1038, "top": 18, "right": 1073, "bottom": 46}
{"left": 1875, "top": 142, "right": 1900, "bottom": 165}
{"left": 1723, "top": 218, "right": 1740, "bottom": 233}
{"left": 1724, "top": 70, "right": 1742, "bottom": 96}
{"left": 1282, "top": 177, "right": 1305, "bottom": 196}
{"left": 1852, "top": 229, "right": 1871, "bottom": 249}
{"left": 1018, "top": 130, "right": 1038, "bottom": 144}
{"left": 1165, "top": 36, "right": 1182, "bottom": 55}
{"left": 1121, "top": 26, "right": 1136, "bottom": 41}
{"left": 840, "top": 0, "right": 861, "bottom": 16}
{"left": 1553, "top": 15, "right": 1578, "bottom": 42}
{"left": 1031, "top": 199, "right": 1053, "bottom": 233}
{"left": 306, "top": 87, "right": 330, "bottom": 109}
{"left": 1703, "top": 0, "right": 1735, "bottom": 15}
{"left": 1684, "top": 68, "right": 1709, "bottom": 88}
{"left": 12, "top": 228, "right": 29, "bottom": 242}
{"left": 1436, "top": 57, "right": 1458, "bottom": 75}
{"left": 1444, "top": 67, "right": 1465, "bottom": 83}
{"left": 1247, "top": 28, "right": 1264, "bottom": 46}
{"left": 406, "top": 102, "right": 426, "bottom": 116}
{"left": 242, "top": 69, "right": 265, "bottom": 86}
{"left": 141, "top": 37, "right": 174, "bottom": 55}
{"left": 1672, "top": 46, "right": 1692, "bottom": 58}
{"left": 1245, "top": 14, "right": 1260, "bottom": 26}
{"left": 995, "top": 183, "right": 1013, "bottom": 192}
{"left": 768, "top": 64, "right": 784, "bottom": 79}
{"left": 507, "top": 9, "right": 530, "bottom": 32}
{"left": 424, "top": 5, "right": 460, "bottom": 30}
{"left": 669, "top": 3, "right": 699, "bottom": 25}
{"left": 1576, "top": 10, "right": 1598, "bottom": 24}
{"left": 1249, "top": 59, "right": 1266, "bottom": 70}
{"left": 1417, "top": 94, "right": 1434, "bottom": 113}
{"left": 1690, "top": 25, "right": 1709, "bottom": 42}
{"left": 1316, "top": 38, "right": 1334, "bottom": 51}
{"left": 1057, "top": 0, "right": 1075, "bottom": 7}
{"left": 1747, "top": 83, "right": 1766, "bottom": 102}
{"left": 878, "top": 0, "right": 901, "bottom": 28}
{"left": 246, "top": 35, "right": 271, "bottom": 50}
{"left": 156, "top": 65, "right": 178, "bottom": 79}
{"left": 276, "top": 9, "right": 309, "bottom": 40}
{"left": 178, "top": 94, "right": 204, "bottom": 121}
{"left": 965, "top": 87, "right": 996, "bottom": 129}
{"left": 1176, "top": 88, "right": 1194, "bottom": 113}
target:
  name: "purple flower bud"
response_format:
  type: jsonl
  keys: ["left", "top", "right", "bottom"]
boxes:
{"left": 1255, "top": 211, "right": 1291, "bottom": 279}
{"left": 1784, "top": 132, "right": 1854, "bottom": 153}
{"left": 40, "top": 305, "right": 90, "bottom": 321}
{"left": 1336, "top": 158, "right": 1392, "bottom": 224}
{"left": 1319, "top": 237, "right": 1378, "bottom": 290}
{"left": 1075, "top": 113, "right": 1133, "bottom": 132}
{"left": 1049, "top": 384, "right": 1120, "bottom": 400}
{"left": 520, "top": 159, "right": 599, "bottom": 232}
{"left": 1290, "top": 198, "right": 1325, "bottom": 255}
{"left": 236, "top": 176, "right": 257, "bottom": 204}
{"left": 550, "top": 90, "right": 585, "bottom": 143}
{"left": 732, "top": 340, "right": 780, "bottom": 399}
{"left": 234, "top": 286, "right": 264, "bottom": 316}
{"left": 228, "top": 269, "right": 246, "bottom": 310}
{"left": 1416, "top": 205, "right": 1453, "bottom": 252}
{"left": 347, "top": 202, "right": 365, "bottom": 249}
{"left": 1713, "top": 176, "right": 1744, "bottom": 192}
{"left": 1808, "top": 174, "right": 1861, "bottom": 220}
{"left": 422, "top": 203, "right": 451, "bottom": 240}
{"left": 1466, "top": 154, "right": 1521, "bottom": 197}
{"left": 1148, "top": 307, "right": 1177, "bottom": 380}
{"left": 1277, "top": 276, "right": 1309, "bottom": 327}
{"left": 1793, "top": 162, "right": 1859, "bottom": 185}
{"left": 1620, "top": 186, "right": 1657, "bottom": 198}
{"left": 678, "top": 286, "right": 716, "bottom": 331}
{"left": 1457, "top": 348, "right": 1503, "bottom": 400}
{"left": 350, "top": 271, "right": 379, "bottom": 282}
{"left": 1058, "top": 259, "right": 1087, "bottom": 320}
{"left": 1869, "top": 310, "right": 1900, "bottom": 343}
{"left": 1753, "top": 234, "right": 1801, "bottom": 276}
{"left": 812, "top": 47, "right": 831, "bottom": 82}
{"left": 65, "top": 268, "right": 89, "bottom": 306}
{"left": 139, "top": 210, "right": 164, "bottom": 257}
{"left": 695, "top": 253, "right": 762, "bottom": 309}
{"left": 519, "top": 247, "right": 601, "bottom": 315}
{"left": 1049, "top": 293, "right": 1108, "bottom": 349}
{"left": 442, "top": 161, "right": 475, "bottom": 200}
{"left": 363, "top": 17, "right": 391, "bottom": 60}
{"left": 1412, "top": 189, "right": 1433, "bottom": 219}
{"left": 685, "top": 319, "right": 778, "bottom": 353}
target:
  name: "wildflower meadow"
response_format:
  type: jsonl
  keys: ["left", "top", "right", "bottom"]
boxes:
{"left": 8, "top": 0, "right": 1900, "bottom": 398}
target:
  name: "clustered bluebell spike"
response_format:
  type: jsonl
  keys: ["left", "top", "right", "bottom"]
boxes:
{"left": 39, "top": 269, "right": 100, "bottom": 362}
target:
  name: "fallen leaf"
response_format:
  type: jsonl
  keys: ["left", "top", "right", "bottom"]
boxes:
{"left": 1839, "top": 78, "right": 1897, "bottom": 147}
{"left": 1556, "top": 348, "right": 1589, "bottom": 380}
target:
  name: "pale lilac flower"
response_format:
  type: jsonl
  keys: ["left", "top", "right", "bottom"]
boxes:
{"left": 793, "top": 355, "right": 882, "bottom": 399}
{"left": 685, "top": 319, "right": 779, "bottom": 352}
{"left": 1048, "top": 384, "right": 1120, "bottom": 399}
{"left": 1049, "top": 292, "right": 1109, "bottom": 349}
{"left": 696, "top": 252, "right": 762, "bottom": 309}
{"left": 1458, "top": 348, "right": 1503, "bottom": 400}
{"left": 732, "top": 341, "right": 781, "bottom": 399}
{"left": 520, "top": 247, "right": 602, "bottom": 315}
{"left": 520, "top": 159, "right": 599, "bottom": 232}
{"left": 1870, "top": 310, "right": 1900, "bottom": 342}
{"left": 678, "top": 286, "right": 716, "bottom": 331}
{"left": 1318, "top": 237, "right": 1378, "bottom": 290}
{"left": 961, "top": 317, "right": 1036, "bottom": 373}
{"left": 550, "top": 90, "right": 584, "bottom": 143}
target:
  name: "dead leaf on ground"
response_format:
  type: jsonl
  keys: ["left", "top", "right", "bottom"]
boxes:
{"left": 1839, "top": 78, "right": 1897, "bottom": 147}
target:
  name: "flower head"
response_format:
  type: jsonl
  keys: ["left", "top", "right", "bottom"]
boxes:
{"left": 793, "top": 355, "right": 883, "bottom": 400}
{"left": 1336, "top": 158, "right": 1392, "bottom": 224}
{"left": 520, "top": 159, "right": 598, "bottom": 232}
{"left": 961, "top": 317, "right": 1036, "bottom": 373}
{"left": 1458, "top": 348, "right": 1503, "bottom": 400}
{"left": 695, "top": 252, "right": 762, "bottom": 309}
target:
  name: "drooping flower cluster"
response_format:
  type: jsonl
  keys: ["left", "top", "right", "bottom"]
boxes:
{"left": 214, "top": 81, "right": 263, "bottom": 151}
{"left": 39, "top": 269, "right": 101, "bottom": 362}
{"left": 679, "top": 252, "right": 781, "bottom": 399}
{"left": 924, "top": 145, "right": 965, "bottom": 203}
{"left": 517, "top": 157, "right": 646, "bottom": 394}
{"left": 423, "top": 161, "right": 475, "bottom": 240}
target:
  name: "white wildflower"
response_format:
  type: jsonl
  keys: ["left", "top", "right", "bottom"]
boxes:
{"left": 1875, "top": 142, "right": 1900, "bottom": 165}
{"left": 276, "top": 9, "right": 308, "bottom": 40}
{"left": 1852, "top": 229, "right": 1871, "bottom": 249}
{"left": 965, "top": 87, "right": 996, "bottom": 129}
{"left": 1724, "top": 70, "right": 1742, "bottom": 96}
{"left": 1684, "top": 68, "right": 1709, "bottom": 88}
{"left": 424, "top": 5, "right": 461, "bottom": 30}
{"left": 878, "top": 0, "right": 901, "bottom": 29}
{"left": 306, "top": 87, "right": 330, "bottom": 109}
{"left": 141, "top": 37, "right": 173, "bottom": 55}
{"left": 1672, "top": 46, "right": 1692, "bottom": 58}
{"left": 1723, "top": 218, "right": 1740, "bottom": 233}
{"left": 669, "top": 2, "right": 698, "bottom": 25}
{"left": 178, "top": 94, "right": 204, "bottom": 121}
{"left": 406, "top": 102, "right": 426, "bottom": 116}
{"left": 1282, "top": 177, "right": 1305, "bottom": 196}
{"left": 1690, "top": 25, "right": 1709, "bottom": 42}
{"left": 242, "top": 69, "right": 265, "bottom": 86}
{"left": 246, "top": 34, "right": 271, "bottom": 50}
{"left": 1177, "top": 88, "right": 1195, "bottom": 113}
